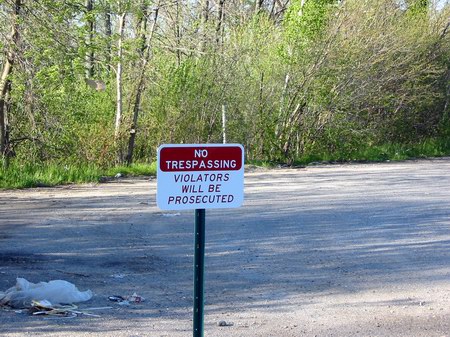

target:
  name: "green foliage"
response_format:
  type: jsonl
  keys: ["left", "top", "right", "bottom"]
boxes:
{"left": 106, "top": 162, "right": 156, "bottom": 177}
{"left": 284, "top": 0, "right": 336, "bottom": 43}
{"left": 1, "top": 0, "right": 449, "bottom": 188}
{"left": 0, "top": 162, "right": 157, "bottom": 189}
{"left": 407, "top": 0, "right": 430, "bottom": 14}
{"left": 0, "top": 163, "right": 103, "bottom": 189}
{"left": 294, "top": 137, "right": 450, "bottom": 165}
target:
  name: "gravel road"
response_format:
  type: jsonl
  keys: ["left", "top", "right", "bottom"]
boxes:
{"left": 1, "top": 158, "right": 450, "bottom": 337}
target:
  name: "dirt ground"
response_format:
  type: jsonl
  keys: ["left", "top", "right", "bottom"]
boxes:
{"left": 1, "top": 158, "right": 450, "bottom": 337}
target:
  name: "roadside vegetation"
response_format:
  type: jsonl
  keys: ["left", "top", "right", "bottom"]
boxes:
{"left": 0, "top": 162, "right": 157, "bottom": 189}
{"left": 0, "top": 0, "right": 449, "bottom": 189}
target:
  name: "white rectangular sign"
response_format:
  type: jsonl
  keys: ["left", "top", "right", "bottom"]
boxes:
{"left": 157, "top": 144, "right": 244, "bottom": 210}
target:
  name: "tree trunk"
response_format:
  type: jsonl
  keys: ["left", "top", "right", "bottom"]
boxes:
{"left": 125, "top": 3, "right": 160, "bottom": 166}
{"left": 104, "top": 2, "right": 112, "bottom": 73}
{"left": 443, "top": 67, "right": 450, "bottom": 122}
{"left": 85, "top": 0, "right": 95, "bottom": 78}
{"left": 203, "top": 0, "right": 210, "bottom": 25}
{"left": 254, "top": 0, "right": 264, "bottom": 14}
{"left": 137, "top": 1, "right": 149, "bottom": 56}
{"left": 114, "top": 11, "right": 126, "bottom": 163}
{"left": 199, "top": 0, "right": 209, "bottom": 52}
{"left": 282, "top": 102, "right": 305, "bottom": 163}
{"left": 175, "top": 0, "right": 182, "bottom": 65}
{"left": 0, "top": 0, "right": 22, "bottom": 167}
{"left": 0, "top": 63, "right": 12, "bottom": 163}
{"left": 269, "top": 0, "right": 276, "bottom": 18}
{"left": 275, "top": 73, "right": 290, "bottom": 139}
{"left": 222, "top": 104, "right": 227, "bottom": 144}
{"left": 216, "top": 0, "right": 225, "bottom": 44}
{"left": 298, "top": 0, "right": 307, "bottom": 16}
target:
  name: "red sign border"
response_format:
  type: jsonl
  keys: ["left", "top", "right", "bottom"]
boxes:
{"left": 158, "top": 144, "right": 243, "bottom": 172}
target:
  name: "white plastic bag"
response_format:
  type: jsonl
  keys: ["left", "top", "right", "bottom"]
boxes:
{"left": 0, "top": 278, "right": 93, "bottom": 308}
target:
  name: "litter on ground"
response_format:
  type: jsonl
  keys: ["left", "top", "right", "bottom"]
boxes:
{"left": 0, "top": 278, "right": 93, "bottom": 309}
{"left": 29, "top": 300, "right": 112, "bottom": 318}
{"left": 108, "top": 293, "right": 145, "bottom": 305}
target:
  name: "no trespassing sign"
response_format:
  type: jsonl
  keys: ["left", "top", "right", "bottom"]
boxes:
{"left": 156, "top": 144, "right": 244, "bottom": 210}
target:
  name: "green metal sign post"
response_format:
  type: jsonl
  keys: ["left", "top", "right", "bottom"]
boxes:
{"left": 156, "top": 144, "right": 244, "bottom": 337}
{"left": 193, "top": 208, "right": 206, "bottom": 337}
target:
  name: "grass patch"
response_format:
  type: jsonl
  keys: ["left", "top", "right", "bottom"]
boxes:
{"left": 0, "top": 163, "right": 103, "bottom": 189}
{"left": 1, "top": 137, "right": 449, "bottom": 189}
{"left": 0, "top": 162, "right": 157, "bottom": 189}
{"left": 357, "top": 138, "right": 450, "bottom": 162}
{"left": 106, "top": 162, "right": 157, "bottom": 177}
{"left": 294, "top": 138, "right": 450, "bottom": 165}
{"left": 246, "top": 160, "right": 276, "bottom": 168}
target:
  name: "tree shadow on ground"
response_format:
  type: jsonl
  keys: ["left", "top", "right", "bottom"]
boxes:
{"left": 0, "top": 165, "right": 449, "bottom": 335}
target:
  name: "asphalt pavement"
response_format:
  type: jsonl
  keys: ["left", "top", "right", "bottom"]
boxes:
{"left": 0, "top": 158, "right": 449, "bottom": 336}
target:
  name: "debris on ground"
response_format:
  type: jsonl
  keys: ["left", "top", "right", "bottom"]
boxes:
{"left": 108, "top": 295, "right": 130, "bottom": 306}
{"left": 110, "top": 273, "right": 127, "bottom": 279}
{"left": 108, "top": 295, "right": 125, "bottom": 302}
{"left": 218, "top": 320, "right": 234, "bottom": 327}
{"left": 0, "top": 278, "right": 93, "bottom": 309}
{"left": 108, "top": 293, "right": 145, "bottom": 306}
{"left": 128, "top": 293, "right": 144, "bottom": 303}
{"left": 1, "top": 299, "right": 111, "bottom": 319}
{"left": 161, "top": 213, "right": 181, "bottom": 217}
{"left": 29, "top": 300, "right": 111, "bottom": 318}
